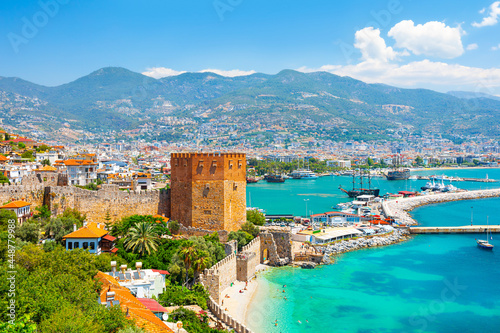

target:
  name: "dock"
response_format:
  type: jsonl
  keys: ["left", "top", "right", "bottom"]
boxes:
{"left": 382, "top": 188, "right": 500, "bottom": 225}
{"left": 409, "top": 225, "right": 500, "bottom": 234}
{"left": 416, "top": 176, "right": 496, "bottom": 183}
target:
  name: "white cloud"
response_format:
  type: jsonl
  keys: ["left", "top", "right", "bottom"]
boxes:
{"left": 199, "top": 69, "right": 256, "bottom": 77}
{"left": 354, "top": 27, "right": 406, "bottom": 63}
{"left": 297, "top": 60, "right": 500, "bottom": 95}
{"left": 466, "top": 43, "right": 479, "bottom": 50}
{"left": 492, "top": 44, "right": 500, "bottom": 50}
{"left": 388, "top": 20, "right": 464, "bottom": 59}
{"left": 142, "top": 67, "right": 186, "bottom": 78}
{"left": 472, "top": 1, "right": 500, "bottom": 27}
{"left": 142, "top": 67, "right": 256, "bottom": 79}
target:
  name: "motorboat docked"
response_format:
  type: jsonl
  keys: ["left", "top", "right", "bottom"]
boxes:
{"left": 289, "top": 169, "right": 319, "bottom": 179}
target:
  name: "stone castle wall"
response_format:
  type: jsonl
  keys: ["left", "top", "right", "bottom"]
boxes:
{"left": 202, "top": 253, "right": 238, "bottom": 303}
{"left": 236, "top": 237, "right": 261, "bottom": 281}
{"left": 0, "top": 183, "right": 45, "bottom": 207}
{"left": 170, "top": 152, "right": 246, "bottom": 232}
{"left": 44, "top": 185, "right": 169, "bottom": 223}
{"left": 0, "top": 182, "right": 169, "bottom": 224}
{"left": 260, "top": 231, "right": 292, "bottom": 266}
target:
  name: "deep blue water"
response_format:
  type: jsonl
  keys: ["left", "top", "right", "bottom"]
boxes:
{"left": 246, "top": 168, "right": 500, "bottom": 333}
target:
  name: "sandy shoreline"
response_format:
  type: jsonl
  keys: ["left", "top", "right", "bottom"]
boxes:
{"left": 221, "top": 264, "right": 269, "bottom": 326}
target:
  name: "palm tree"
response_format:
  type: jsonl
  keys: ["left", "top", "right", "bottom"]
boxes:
{"left": 123, "top": 222, "right": 159, "bottom": 256}
{"left": 178, "top": 244, "right": 197, "bottom": 288}
{"left": 192, "top": 251, "right": 211, "bottom": 287}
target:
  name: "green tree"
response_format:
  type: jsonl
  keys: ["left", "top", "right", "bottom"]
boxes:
{"left": 241, "top": 221, "right": 260, "bottom": 237}
{"left": 33, "top": 205, "right": 51, "bottom": 220}
{"left": 178, "top": 244, "right": 197, "bottom": 288}
{"left": 61, "top": 207, "right": 86, "bottom": 223}
{"left": 0, "top": 314, "right": 37, "bottom": 333}
{"left": 17, "top": 221, "right": 40, "bottom": 243}
{"left": 0, "top": 210, "right": 17, "bottom": 232}
{"left": 123, "top": 222, "right": 159, "bottom": 256}
{"left": 0, "top": 173, "right": 10, "bottom": 184}
{"left": 41, "top": 159, "right": 51, "bottom": 166}
{"left": 227, "top": 230, "right": 253, "bottom": 250}
{"left": 415, "top": 156, "right": 424, "bottom": 166}
{"left": 169, "top": 220, "right": 180, "bottom": 234}
{"left": 246, "top": 209, "right": 265, "bottom": 226}
{"left": 0, "top": 245, "right": 134, "bottom": 332}
{"left": 36, "top": 144, "right": 51, "bottom": 152}
{"left": 43, "top": 216, "right": 82, "bottom": 244}
{"left": 18, "top": 142, "right": 26, "bottom": 149}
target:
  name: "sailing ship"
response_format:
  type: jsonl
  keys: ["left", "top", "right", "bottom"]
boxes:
{"left": 264, "top": 174, "right": 286, "bottom": 183}
{"left": 339, "top": 170, "right": 380, "bottom": 198}
{"left": 477, "top": 216, "right": 494, "bottom": 250}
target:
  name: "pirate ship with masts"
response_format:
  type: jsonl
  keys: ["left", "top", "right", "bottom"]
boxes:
{"left": 339, "top": 170, "right": 380, "bottom": 198}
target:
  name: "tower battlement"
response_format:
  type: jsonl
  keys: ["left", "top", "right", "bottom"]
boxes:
{"left": 170, "top": 152, "right": 247, "bottom": 232}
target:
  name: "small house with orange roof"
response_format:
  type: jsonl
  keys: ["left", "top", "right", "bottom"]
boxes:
{"left": 96, "top": 271, "right": 173, "bottom": 333}
{"left": 63, "top": 222, "right": 116, "bottom": 255}
{"left": 0, "top": 200, "right": 32, "bottom": 224}
{"left": 0, "top": 154, "right": 8, "bottom": 164}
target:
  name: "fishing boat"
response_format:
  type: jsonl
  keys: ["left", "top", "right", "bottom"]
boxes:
{"left": 246, "top": 177, "right": 259, "bottom": 183}
{"left": 477, "top": 217, "right": 494, "bottom": 250}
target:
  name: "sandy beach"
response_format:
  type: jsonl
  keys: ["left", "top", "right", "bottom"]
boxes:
{"left": 220, "top": 264, "right": 269, "bottom": 325}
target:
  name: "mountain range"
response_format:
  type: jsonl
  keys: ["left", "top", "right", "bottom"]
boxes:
{"left": 1, "top": 67, "right": 499, "bottom": 141}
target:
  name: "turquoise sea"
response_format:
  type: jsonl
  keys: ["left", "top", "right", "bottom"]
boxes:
{"left": 246, "top": 168, "right": 500, "bottom": 333}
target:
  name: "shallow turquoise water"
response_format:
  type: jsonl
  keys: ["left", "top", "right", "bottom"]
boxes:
{"left": 247, "top": 168, "right": 500, "bottom": 216}
{"left": 246, "top": 169, "right": 500, "bottom": 333}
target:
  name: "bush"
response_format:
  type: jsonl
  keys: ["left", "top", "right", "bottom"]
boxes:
{"left": 246, "top": 209, "right": 265, "bottom": 226}
{"left": 157, "top": 283, "right": 209, "bottom": 309}
{"left": 167, "top": 307, "right": 225, "bottom": 333}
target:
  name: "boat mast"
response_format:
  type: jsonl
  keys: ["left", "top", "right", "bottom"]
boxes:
{"left": 360, "top": 170, "right": 364, "bottom": 190}
{"left": 471, "top": 206, "right": 473, "bottom": 226}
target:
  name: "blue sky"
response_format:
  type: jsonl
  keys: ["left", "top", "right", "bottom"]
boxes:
{"left": 1, "top": 0, "right": 500, "bottom": 94}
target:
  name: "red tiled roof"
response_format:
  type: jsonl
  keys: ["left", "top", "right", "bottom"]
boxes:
{"left": 151, "top": 269, "right": 170, "bottom": 275}
{"left": 102, "top": 234, "right": 117, "bottom": 241}
{"left": 137, "top": 298, "right": 168, "bottom": 313}
{"left": 111, "top": 248, "right": 119, "bottom": 253}
{"left": 1, "top": 200, "right": 31, "bottom": 209}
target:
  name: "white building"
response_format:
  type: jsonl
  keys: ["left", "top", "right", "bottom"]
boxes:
{"left": 107, "top": 262, "right": 167, "bottom": 298}
{"left": 58, "top": 159, "right": 97, "bottom": 186}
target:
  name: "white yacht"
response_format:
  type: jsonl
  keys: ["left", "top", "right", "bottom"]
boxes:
{"left": 290, "top": 169, "right": 319, "bottom": 179}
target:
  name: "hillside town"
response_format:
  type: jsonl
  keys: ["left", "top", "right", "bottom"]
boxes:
{"left": 1, "top": 126, "right": 500, "bottom": 332}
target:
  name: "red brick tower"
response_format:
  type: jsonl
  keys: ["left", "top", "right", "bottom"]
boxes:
{"left": 170, "top": 153, "right": 246, "bottom": 232}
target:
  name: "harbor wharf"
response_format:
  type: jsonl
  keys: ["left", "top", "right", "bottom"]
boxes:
{"left": 415, "top": 176, "right": 496, "bottom": 182}
{"left": 409, "top": 225, "right": 500, "bottom": 234}
{"left": 382, "top": 188, "right": 500, "bottom": 225}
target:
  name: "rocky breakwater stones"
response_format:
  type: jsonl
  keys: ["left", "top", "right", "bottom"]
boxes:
{"left": 300, "top": 262, "right": 318, "bottom": 269}
{"left": 324, "top": 229, "right": 410, "bottom": 256}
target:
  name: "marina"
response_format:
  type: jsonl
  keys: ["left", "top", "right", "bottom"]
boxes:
{"left": 246, "top": 168, "right": 500, "bottom": 333}
{"left": 409, "top": 225, "right": 500, "bottom": 233}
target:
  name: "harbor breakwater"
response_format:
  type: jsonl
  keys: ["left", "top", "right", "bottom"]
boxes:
{"left": 322, "top": 229, "right": 410, "bottom": 258}
{"left": 382, "top": 188, "right": 500, "bottom": 225}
